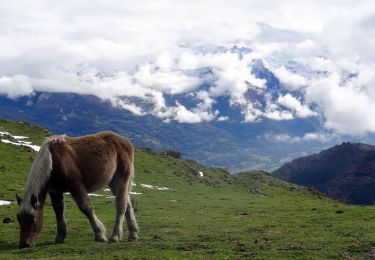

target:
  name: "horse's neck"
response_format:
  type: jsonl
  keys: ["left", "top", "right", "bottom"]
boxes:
{"left": 23, "top": 179, "right": 49, "bottom": 203}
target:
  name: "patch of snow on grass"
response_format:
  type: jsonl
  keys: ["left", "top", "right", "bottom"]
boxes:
{"left": 0, "top": 131, "right": 41, "bottom": 151}
{"left": 1, "top": 139, "right": 41, "bottom": 151}
{"left": 198, "top": 171, "right": 204, "bottom": 177}
{"left": 19, "top": 141, "right": 32, "bottom": 145}
{"left": 13, "top": 136, "right": 28, "bottom": 140}
{"left": 87, "top": 193, "right": 104, "bottom": 197}
{"left": 140, "top": 183, "right": 171, "bottom": 190}
{"left": 0, "top": 200, "right": 11, "bottom": 206}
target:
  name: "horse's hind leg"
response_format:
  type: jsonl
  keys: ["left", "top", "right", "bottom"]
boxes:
{"left": 125, "top": 196, "right": 139, "bottom": 241}
{"left": 50, "top": 192, "right": 68, "bottom": 243}
{"left": 70, "top": 184, "right": 107, "bottom": 242}
{"left": 109, "top": 179, "right": 128, "bottom": 242}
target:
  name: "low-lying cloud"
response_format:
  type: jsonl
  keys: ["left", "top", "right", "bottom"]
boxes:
{"left": 1, "top": 0, "right": 375, "bottom": 135}
{"left": 264, "top": 132, "right": 334, "bottom": 143}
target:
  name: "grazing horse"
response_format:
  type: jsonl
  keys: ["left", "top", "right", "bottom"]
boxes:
{"left": 16, "top": 131, "right": 139, "bottom": 249}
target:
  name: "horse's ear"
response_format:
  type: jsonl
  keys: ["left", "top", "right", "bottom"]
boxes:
{"left": 30, "top": 194, "right": 39, "bottom": 209}
{"left": 16, "top": 194, "right": 22, "bottom": 205}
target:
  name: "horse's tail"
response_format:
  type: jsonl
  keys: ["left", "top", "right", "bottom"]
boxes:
{"left": 128, "top": 148, "right": 135, "bottom": 194}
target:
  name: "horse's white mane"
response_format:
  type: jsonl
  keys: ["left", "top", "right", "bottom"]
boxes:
{"left": 19, "top": 135, "right": 66, "bottom": 213}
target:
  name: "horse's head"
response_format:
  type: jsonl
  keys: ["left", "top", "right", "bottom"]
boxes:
{"left": 16, "top": 194, "right": 43, "bottom": 249}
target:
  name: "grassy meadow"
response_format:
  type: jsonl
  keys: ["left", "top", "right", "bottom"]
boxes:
{"left": 1, "top": 119, "right": 375, "bottom": 259}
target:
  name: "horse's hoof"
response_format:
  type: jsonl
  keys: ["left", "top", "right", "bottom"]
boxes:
{"left": 95, "top": 235, "right": 108, "bottom": 242}
{"left": 54, "top": 234, "right": 65, "bottom": 243}
{"left": 109, "top": 236, "right": 119, "bottom": 243}
{"left": 54, "top": 238, "right": 65, "bottom": 244}
{"left": 128, "top": 234, "right": 138, "bottom": 242}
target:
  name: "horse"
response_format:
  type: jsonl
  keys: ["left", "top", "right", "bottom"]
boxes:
{"left": 16, "top": 131, "right": 139, "bottom": 249}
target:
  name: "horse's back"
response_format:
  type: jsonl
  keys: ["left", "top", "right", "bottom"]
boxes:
{"left": 48, "top": 131, "right": 133, "bottom": 193}
{"left": 50, "top": 131, "right": 133, "bottom": 156}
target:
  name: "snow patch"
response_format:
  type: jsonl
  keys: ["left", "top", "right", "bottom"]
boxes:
{"left": 198, "top": 171, "right": 204, "bottom": 177}
{"left": 140, "top": 183, "right": 172, "bottom": 190}
{"left": 0, "top": 200, "right": 11, "bottom": 206}
{"left": 13, "top": 135, "right": 28, "bottom": 140}
{"left": 19, "top": 141, "right": 32, "bottom": 145}
{"left": 87, "top": 193, "right": 103, "bottom": 197}
{"left": 102, "top": 192, "right": 142, "bottom": 196}
{"left": 0, "top": 131, "right": 41, "bottom": 151}
{"left": 1, "top": 139, "right": 41, "bottom": 151}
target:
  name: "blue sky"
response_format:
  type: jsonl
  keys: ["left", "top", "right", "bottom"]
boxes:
{"left": 0, "top": 0, "right": 375, "bottom": 136}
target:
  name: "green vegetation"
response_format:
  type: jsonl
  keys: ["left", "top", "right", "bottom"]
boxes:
{"left": 1, "top": 119, "right": 375, "bottom": 259}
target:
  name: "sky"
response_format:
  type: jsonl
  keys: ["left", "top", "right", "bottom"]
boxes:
{"left": 0, "top": 0, "right": 375, "bottom": 136}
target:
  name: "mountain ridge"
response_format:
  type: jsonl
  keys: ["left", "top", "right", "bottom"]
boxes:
{"left": 272, "top": 142, "right": 375, "bottom": 205}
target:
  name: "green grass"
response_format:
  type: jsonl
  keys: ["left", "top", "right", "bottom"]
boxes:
{"left": 1, "top": 119, "right": 375, "bottom": 259}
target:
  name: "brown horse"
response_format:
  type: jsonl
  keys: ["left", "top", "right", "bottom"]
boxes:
{"left": 16, "top": 131, "right": 139, "bottom": 249}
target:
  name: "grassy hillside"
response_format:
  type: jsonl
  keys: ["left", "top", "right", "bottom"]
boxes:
{"left": 1, "top": 119, "right": 375, "bottom": 259}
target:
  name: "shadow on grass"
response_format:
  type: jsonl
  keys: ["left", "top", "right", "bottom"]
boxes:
{"left": 0, "top": 241, "right": 17, "bottom": 251}
{"left": 0, "top": 240, "right": 56, "bottom": 253}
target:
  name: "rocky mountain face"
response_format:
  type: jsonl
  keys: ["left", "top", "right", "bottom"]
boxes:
{"left": 272, "top": 142, "right": 375, "bottom": 205}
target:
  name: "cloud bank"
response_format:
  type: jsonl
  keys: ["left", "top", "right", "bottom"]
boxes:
{"left": 0, "top": 0, "right": 375, "bottom": 134}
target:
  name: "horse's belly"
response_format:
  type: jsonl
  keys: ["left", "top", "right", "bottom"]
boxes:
{"left": 83, "top": 162, "right": 117, "bottom": 192}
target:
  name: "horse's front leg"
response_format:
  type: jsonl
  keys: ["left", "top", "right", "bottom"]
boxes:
{"left": 70, "top": 185, "right": 107, "bottom": 242}
{"left": 49, "top": 192, "right": 68, "bottom": 243}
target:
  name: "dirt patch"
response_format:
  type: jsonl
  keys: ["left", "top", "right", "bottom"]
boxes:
{"left": 358, "top": 247, "right": 375, "bottom": 259}
{"left": 307, "top": 188, "right": 327, "bottom": 199}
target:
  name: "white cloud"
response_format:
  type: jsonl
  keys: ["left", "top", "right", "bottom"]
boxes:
{"left": 0, "top": 1, "right": 374, "bottom": 132}
{"left": 306, "top": 71, "right": 375, "bottom": 135}
{"left": 263, "top": 110, "right": 294, "bottom": 121}
{"left": 271, "top": 67, "right": 307, "bottom": 90}
{"left": 217, "top": 116, "right": 229, "bottom": 122}
{"left": 278, "top": 94, "right": 317, "bottom": 118}
{"left": 265, "top": 132, "right": 333, "bottom": 143}
{"left": 133, "top": 63, "right": 202, "bottom": 94}
{"left": 159, "top": 102, "right": 211, "bottom": 124}
{"left": 0, "top": 75, "right": 33, "bottom": 98}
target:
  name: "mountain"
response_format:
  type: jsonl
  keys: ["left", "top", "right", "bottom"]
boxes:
{"left": 272, "top": 142, "right": 375, "bottom": 205}
{"left": 0, "top": 91, "right": 333, "bottom": 173}
{"left": 2, "top": 119, "right": 375, "bottom": 258}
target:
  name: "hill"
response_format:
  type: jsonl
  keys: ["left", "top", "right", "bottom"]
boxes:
{"left": 272, "top": 142, "right": 375, "bottom": 205}
{"left": 1, "top": 120, "right": 375, "bottom": 259}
